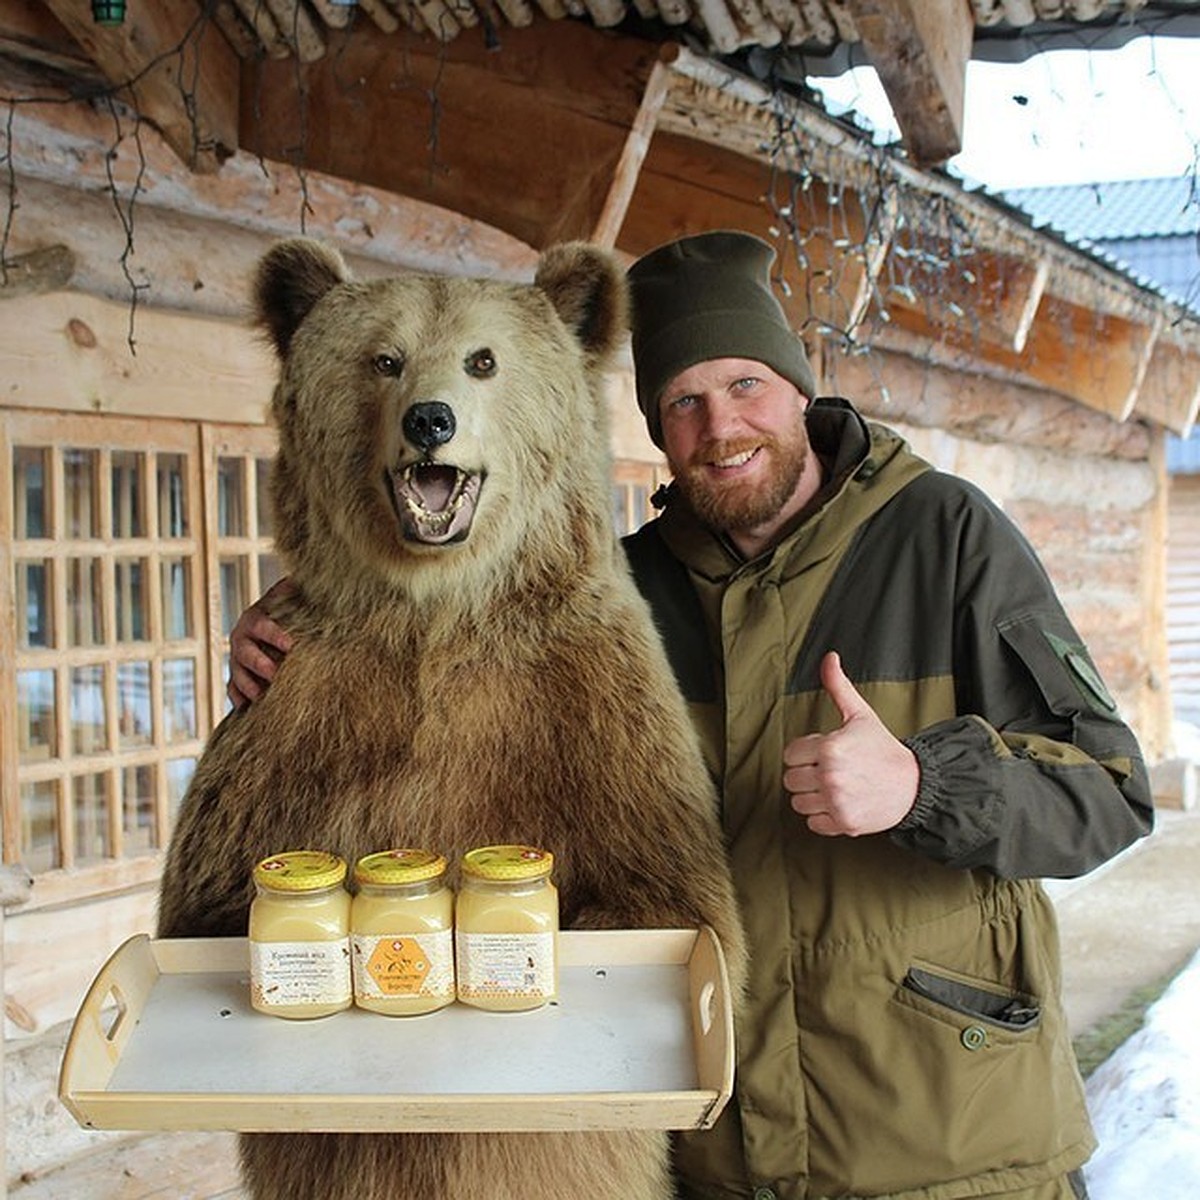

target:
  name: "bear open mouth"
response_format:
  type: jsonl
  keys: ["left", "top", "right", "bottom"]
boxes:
{"left": 389, "top": 462, "right": 482, "bottom": 545}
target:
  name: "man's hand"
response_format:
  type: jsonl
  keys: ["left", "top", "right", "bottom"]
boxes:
{"left": 783, "top": 650, "right": 919, "bottom": 837}
{"left": 227, "top": 577, "right": 297, "bottom": 709}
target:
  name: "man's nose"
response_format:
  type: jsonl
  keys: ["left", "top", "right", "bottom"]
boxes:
{"left": 699, "top": 395, "right": 740, "bottom": 439}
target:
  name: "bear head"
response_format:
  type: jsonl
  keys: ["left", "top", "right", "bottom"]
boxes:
{"left": 252, "top": 238, "right": 629, "bottom": 612}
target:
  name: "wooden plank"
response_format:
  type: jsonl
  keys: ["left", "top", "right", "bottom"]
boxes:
{"left": 38, "top": 0, "right": 240, "bottom": 174}
{"left": 0, "top": 293, "right": 275, "bottom": 426}
{"left": 7, "top": 1130, "right": 245, "bottom": 1199}
{"left": 876, "top": 288, "right": 1161, "bottom": 421}
{"left": 4, "top": 886, "right": 157, "bottom": 1039}
{"left": 843, "top": 0, "right": 972, "bottom": 165}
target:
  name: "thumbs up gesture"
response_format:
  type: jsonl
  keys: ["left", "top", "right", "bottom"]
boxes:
{"left": 783, "top": 651, "right": 920, "bottom": 837}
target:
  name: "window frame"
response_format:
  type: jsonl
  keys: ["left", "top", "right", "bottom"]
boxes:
{"left": 1, "top": 412, "right": 277, "bottom": 908}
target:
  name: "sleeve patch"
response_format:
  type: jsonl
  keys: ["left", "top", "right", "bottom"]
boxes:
{"left": 1042, "top": 629, "right": 1118, "bottom": 714}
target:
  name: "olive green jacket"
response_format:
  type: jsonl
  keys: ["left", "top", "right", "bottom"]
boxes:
{"left": 623, "top": 399, "right": 1153, "bottom": 1200}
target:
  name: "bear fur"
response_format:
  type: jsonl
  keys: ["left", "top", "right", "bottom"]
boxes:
{"left": 156, "top": 237, "right": 745, "bottom": 1200}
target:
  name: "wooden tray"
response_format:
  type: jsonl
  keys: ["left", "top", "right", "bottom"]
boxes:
{"left": 59, "top": 927, "right": 733, "bottom": 1133}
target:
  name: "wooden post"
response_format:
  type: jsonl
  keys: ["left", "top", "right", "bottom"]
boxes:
{"left": 0, "top": 863, "right": 35, "bottom": 1199}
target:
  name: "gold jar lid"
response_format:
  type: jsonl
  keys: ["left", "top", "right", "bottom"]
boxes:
{"left": 461, "top": 844, "right": 553, "bottom": 882}
{"left": 253, "top": 850, "right": 347, "bottom": 892}
{"left": 354, "top": 848, "right": 447, "bottom": 886}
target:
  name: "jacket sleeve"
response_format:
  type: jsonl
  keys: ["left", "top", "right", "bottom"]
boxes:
{"left": 890, "top": 484, "right": 1154, "bottom": 879}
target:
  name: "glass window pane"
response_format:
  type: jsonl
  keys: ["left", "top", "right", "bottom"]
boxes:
{"left": 114, "top": 557, "right": 148, "bottom": 643}
{"left": 20, "top": 779, "right": 59, "bottom": 873}
{"left": 121, "top": 764, "right": 157, "bottom": 855}
{"left": 219, "top": 557, "right": 247, "bottom": 638}
{"left": 17, "top": 669, "right": 56, "bottom": 761}
{"left": 73, "top": 772, "right": 110, "bottom": 864}
{"left": 161, "top": 557, "right": 193, "bottom": 640}
{"left": 157, "top": 453, "right": 188, "bottom": 538}
{"left": 259, "top": 553, "right": 282, "bottom": 595}
{"left": 218, "top": 457, "right": 245, "bottom": 537}
{"left": 13, "top": 446, "right": 49, "bottom": 539}
{"left": 632, "top": 484, "right": 649, "bottom": 527}
{"left": 611, "top": 484, "right": 627, "bottom": 534}
{"left": 163, "top": 658, "right": 197, "bottom": 743}
{"left": 16, "top": 559, "right": 52, "bottom": 649}
{"left": 70, "top": 664, "right": 108, "bottom": 755}
{"left": 117, "top": 661, "right": 152, "bottom": 749}
{"left": 66, "top": 556, "right": 104, "bottom": 647}
{"left": 111, "top": 451, "right": 145, "bottom": 539}
{"left": 64, "top": 448, "right": 100, "bottom": 538}
{"left": 256, "top": 458, "right": 273, "bottom": 538}
{"left": 166, "top": 758, "right": 196, "bottom": 827}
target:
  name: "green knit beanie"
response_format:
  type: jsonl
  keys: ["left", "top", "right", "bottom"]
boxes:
{"left": 627, "top": 230, "right": 816, "bottom": 448}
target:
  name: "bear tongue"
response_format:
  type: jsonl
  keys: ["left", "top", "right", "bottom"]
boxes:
{"left": 409, "top": 463, "right": 459, "bottom": 511}
{"left": 390, "top": 463, "right": 480, "bottom": 545}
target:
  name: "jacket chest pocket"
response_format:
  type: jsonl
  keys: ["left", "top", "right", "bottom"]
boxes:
{"left": 901, "top": 964, "right": 1041, "bottom": 1037}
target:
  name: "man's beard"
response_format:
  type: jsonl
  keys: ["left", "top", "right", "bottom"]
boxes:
{"left": 673, "top": 413, "right": 809, "bottom": 535}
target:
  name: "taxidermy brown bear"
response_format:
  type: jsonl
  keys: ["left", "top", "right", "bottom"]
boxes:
{"left": 156, "top": 237, "right": 745, "bottom": 1200}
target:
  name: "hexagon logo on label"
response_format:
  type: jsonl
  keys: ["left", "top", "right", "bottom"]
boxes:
{"left": 366, "top": 937, "right": 430, "bottom": 995}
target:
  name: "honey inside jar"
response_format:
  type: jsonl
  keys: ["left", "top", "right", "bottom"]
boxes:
{"left": 455, "top": 844, "right": 558, "bottom": 1012}
{"left": 351, "top": 848, "right": 455, "bottom": 1016}
{"left": 248, "top": 850, "right": 352, "bottom": 1020}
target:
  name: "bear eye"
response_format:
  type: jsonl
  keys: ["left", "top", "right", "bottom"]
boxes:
{"left": 465, "top": 348, "right": 497, "bottom": 379}
{"left": 373, "top": 352, "right": 404, "bottom": 377}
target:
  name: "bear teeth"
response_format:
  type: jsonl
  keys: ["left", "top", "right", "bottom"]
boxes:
{"left": 391, "top": 464, "right": 480, "bottom": 545}
{"left": 401, "top": 465, "right": 469, "bottom": 518}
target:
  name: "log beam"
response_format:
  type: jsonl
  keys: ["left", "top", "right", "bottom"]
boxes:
{"left": 1135, "top": 334, "right": 1200, "bottom": 436}
{"left": 843, "top": 0, "right": 973, "bottom": 165}
{"left": 36, "top": 0, "right": 240, "bottom": 173}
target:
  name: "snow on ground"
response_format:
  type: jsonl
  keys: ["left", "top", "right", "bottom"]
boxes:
{"left": 1084, "top": 946, "right": 1200, "bottom": 1197}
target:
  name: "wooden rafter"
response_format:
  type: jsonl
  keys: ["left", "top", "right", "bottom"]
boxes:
{"left": 36, "top": 0, "right": 239, "bottom": 173}
{"left": 842, "top": 0, "right": 973, "bottom": 166}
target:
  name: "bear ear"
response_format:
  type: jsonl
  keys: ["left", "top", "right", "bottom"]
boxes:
{"left": 253, "top": 238, "right": 351, "bottom": 359}
{"left": 534, "top": 242, "right": 629, "bottom": 363}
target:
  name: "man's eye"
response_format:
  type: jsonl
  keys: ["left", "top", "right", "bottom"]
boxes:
{"left": 373, "top": 353, "right": 404, "bottom": 377}
{"left": 733, "top": 377, "right": 758, "bottom": 391}
{"left": 465, "top": 348, "right": 497, "bottom": 378}
{"left": 669, "top": 394, "right": 697, "bottom": 409}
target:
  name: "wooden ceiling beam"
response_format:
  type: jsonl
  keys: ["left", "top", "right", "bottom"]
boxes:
{"left": 876, "top": 239, "right": 1049, "bottom": 354}
{"left": 241, "top": 23, "right": 664, "bottom": 250}
{"left": 1133, "top": 336, "right": 1200, "bottom": 436}
{"left": 833, "top": 0, "right": 973, "bottom": 165}
{"left": 36, "top": 0, "right": 239, "bottom": 173}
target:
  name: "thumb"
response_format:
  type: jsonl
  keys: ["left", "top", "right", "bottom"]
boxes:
{"left": 821, "top": 650, "right": 870, "bottom": 725}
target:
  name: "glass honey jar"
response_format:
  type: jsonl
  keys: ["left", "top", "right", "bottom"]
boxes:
{"left": 455, "top": 844, "right": 559, "bottom": 1012}
{"left": 350, "top": 848, "right": 455, "bottom": 1016}
{"left": 248, "top": 850, "right": 352, "bottom": 1020}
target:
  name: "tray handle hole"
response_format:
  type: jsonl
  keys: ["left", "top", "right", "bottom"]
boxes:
{"left": 99, "top": 984, "right": 128, "bottom": 1043}
{"left": 698, "top": 980, "right": 716, "bottom": 1036}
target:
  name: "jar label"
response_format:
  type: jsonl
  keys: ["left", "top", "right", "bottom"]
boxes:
{"left": 250, "top": 939, "right": 352, "bottom": 1008}
{"left": 456, "top": 932, "right": 556, "bottom": 1000}
{"left": 352, "top": 930, "right": 455, "bottom": 999}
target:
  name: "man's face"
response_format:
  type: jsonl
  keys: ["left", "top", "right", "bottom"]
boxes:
{"left": 658, "top": 357, "right": 811, "bottom": 538}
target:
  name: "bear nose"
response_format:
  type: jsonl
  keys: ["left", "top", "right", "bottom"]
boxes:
{"left": 403, "top": 402, "right": 456, "bottom": 451}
